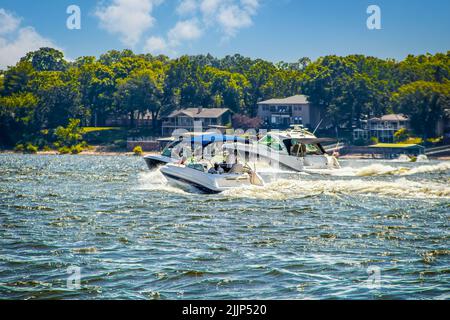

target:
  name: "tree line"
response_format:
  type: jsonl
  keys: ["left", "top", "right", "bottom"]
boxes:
{"left": 0, "top": 48, "right": 449, "bottom": 149}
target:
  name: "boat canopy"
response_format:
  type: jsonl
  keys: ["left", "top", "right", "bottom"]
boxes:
{"left": 180, "top": 133, "right": 249, "bottom": 147}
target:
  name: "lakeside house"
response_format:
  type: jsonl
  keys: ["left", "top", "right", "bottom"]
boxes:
{"left": 105, "top": 111, "right": 153, "bottom": 127}
{"left": 257, "top": 95, "right": 320, "bottom": 130}
{"left": 353, "top": 114, "right": 410, "bottom": 143}
{"left": 161, "top": 108, "right": 232, "bottom": 136}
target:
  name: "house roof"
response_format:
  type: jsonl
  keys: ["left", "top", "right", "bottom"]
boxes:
{"left": 167, "top": 108, "right": 231, "bottom": 119}
{"left": 370, "top": 114, "right": 409, "bottom": 122}
{"left": 258, "top": 95, "right": 310, "bottom": 105}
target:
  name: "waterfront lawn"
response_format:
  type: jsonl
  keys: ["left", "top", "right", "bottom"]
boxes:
{"left": 83, "top": 127, "right": 128, "bottom": 148}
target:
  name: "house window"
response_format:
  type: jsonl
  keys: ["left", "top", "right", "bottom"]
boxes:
{"left": 292, "top": 117, "right": 302, "bottom": 124}
{"left": 178, "top": 116, "right": 192, "bottom": 126}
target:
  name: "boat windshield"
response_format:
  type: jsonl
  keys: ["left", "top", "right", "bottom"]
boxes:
{"left": 161, "top": 140, "right": 181, "bottom": 157}
{"left": 187, "top": 163, "right": 205, "bottom": 172}
{"left": 304, "top": 144, "right": 323, "bottom": 155}
{"left": 258, "top": 135, "right": 284, "bottom": 151}
{"left": 283, "top": 139, "right": 324, "bottom": 156}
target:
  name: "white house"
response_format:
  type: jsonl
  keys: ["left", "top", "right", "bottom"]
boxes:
{"left": 161, "top": 108, "right": 232, "bottom": 136}
{"left": 353, "top": 114, "right": 410, "bottom": 143}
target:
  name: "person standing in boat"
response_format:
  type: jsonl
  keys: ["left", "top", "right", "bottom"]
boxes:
{"left": 222, "top": 149, "right": 239, "bottom": 172}
{"left": 226, "top": 149, "right": 238, "bottom": 165}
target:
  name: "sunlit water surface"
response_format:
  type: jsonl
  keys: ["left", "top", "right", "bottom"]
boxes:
{"left": 0, "top": 154, "right": 449, "bottom": 300}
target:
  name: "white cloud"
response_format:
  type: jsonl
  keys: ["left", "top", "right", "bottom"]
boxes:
{"left": 144, "top": 36, "right": 168, "bottom": 54}
{"left": 176, "top": 0, "right": 198, "bottom": 16}
{"left": 168, "top": 19, "right": 203, "bottom": 45}
{"left": 217, "top": 4, "right": 253, "bottom": 37}
{"left": 0, "top": 9, "right": 60, "bottom": 69}
{"left": 241, "top": 0, "right": 259, "bottom": 14}
{"left": 144, "top": 19, "right": 202, "bottom": 56}
{"left": 144, "top": 0, "right": 260, "bottom": 55}
{"left": 95, "top": 0, "right": 164, "bottom": 47}
{"left": 0, "top": 8, "right": 21, "bottom": 35}
{"left": 200, "top": 0, "right": 221, "bottom": 16}
{"left": 198, "top": 0, "right": 260, "bottom": 38}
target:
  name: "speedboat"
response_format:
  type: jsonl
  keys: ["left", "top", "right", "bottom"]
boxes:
{"left": 223, "top": 125, "right": 340, "bottom": 172}
{"left": 160, "top": 162, "right": 264, "bottom": 194}
{"left": 144, "top": 133, "right": 249, "bottom": 170}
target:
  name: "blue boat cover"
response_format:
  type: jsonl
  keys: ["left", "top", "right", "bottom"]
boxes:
{"left": 181, "top": 134, "right": 249, "bottom": 146}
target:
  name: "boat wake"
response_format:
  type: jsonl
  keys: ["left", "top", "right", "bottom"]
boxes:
{"left": 137, "top": 161, "right": 450, "bottom": 199}
{"left": 222, "top": 177, "right": 450, "bottom": 200}
{"left": 318, "top": 162, "right": 450, "bottom": 177}
{"left": 136, "top": 170, "right": 189, "bottom": 194}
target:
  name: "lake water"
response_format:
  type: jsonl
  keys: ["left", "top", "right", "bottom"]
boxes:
{"left": 0, "top": 154, "right": 449, "bottom": 300}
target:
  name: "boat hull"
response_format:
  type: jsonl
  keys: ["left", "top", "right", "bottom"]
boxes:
{"left": 161, "top": 171, "right": 222, "bottom": 194}
{"left": 160, "top": 164, "right": 258, "bottom": 194}
{"left": 224, "top": 144, "right": 337, "bottom": 171}
{"left": 144, "top": 155, "right": 176, "bottom": 170}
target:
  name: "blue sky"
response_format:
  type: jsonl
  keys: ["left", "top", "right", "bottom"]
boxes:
{"left": 0, "top": 0, "right": 449, "bottom": 68}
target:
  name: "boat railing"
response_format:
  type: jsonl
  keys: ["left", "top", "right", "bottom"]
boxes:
{"left": 127, "top": 136, "right": 160, "bottom": 142}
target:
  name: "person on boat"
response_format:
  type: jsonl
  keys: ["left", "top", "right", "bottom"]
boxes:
{"left": 170, "top": 136, "right": 185, "bottom": 159}
{"left": 208, "top": 163, "right": 224, "bottom": 174}
{"left": 292, "top": 143, "right": 307, "bottom": 157}
{"left": 226, "top": 149, "right": 238, "bottom": 164}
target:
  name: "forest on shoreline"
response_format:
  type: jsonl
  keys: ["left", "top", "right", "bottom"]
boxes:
{"left": 0, "top": 48, "right": 449, "bottom": 152}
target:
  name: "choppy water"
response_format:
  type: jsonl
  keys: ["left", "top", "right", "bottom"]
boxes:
{"left": 0, "top": 154, "right": 449, "bottom": 300}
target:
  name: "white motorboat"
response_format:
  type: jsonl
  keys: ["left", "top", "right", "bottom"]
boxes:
{"left": 159, "top": 162, "right": 264, "bottom": 194}
{"left": 144, "top": 134, "right": 250, "bottom": 170}
{"left": 223, "top": 125, "right": 340, "bottom": 172}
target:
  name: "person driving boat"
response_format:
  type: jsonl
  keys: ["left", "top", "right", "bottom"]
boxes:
{"left": 208, "top": 163, "right": 224, "bottom": 174}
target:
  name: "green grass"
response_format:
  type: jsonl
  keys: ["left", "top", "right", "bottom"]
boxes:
{"left": 370, "top": 143, "right": 424, "bottom": 149}
{"left": 83, "top": 127, "right": 128, "bottom": 145}
{"left": 82, "top": 127, "right": 124, "bottom": 133}
{"left": 82, "top": 127, "right": 160, "bottom": 148}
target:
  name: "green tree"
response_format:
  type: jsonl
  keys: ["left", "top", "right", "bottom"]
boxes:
{"left": 394, "top": 128, "right": 409, "bottom": 142}
{"left": 22, "top": 47, "right": 68, "bottom": 72}
{"left": 76, "top": 59, "right": 115, "bottom": 126}
{"left": 1, "top": 49, "right": 449, "bottom": 148}
{"left": 0, "top": 93, "right": 38, "bottom": 146}
{"left": 2, "top": 60, "right": 35, "bottom": 95}
{"left": 114, "top": 68, "right": 164, "bottom": 129}
{"left": 54, "top": 118, "right": 84, "bottom": 147}
{"left": 392, "top": 81, "right": 450, "bottom": 138}
{"left": 29, "top": 71, "right": 82, "bottom": 129}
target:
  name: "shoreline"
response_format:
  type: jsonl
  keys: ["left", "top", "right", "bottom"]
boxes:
{"left": 339, "top": 154, "right": 450, "bottom": 161}
{"left": 0, "top": 145, "right": 160, "bottom": 157}
{"left": 1, "top": 149, "right": 449, "bottom": 161}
